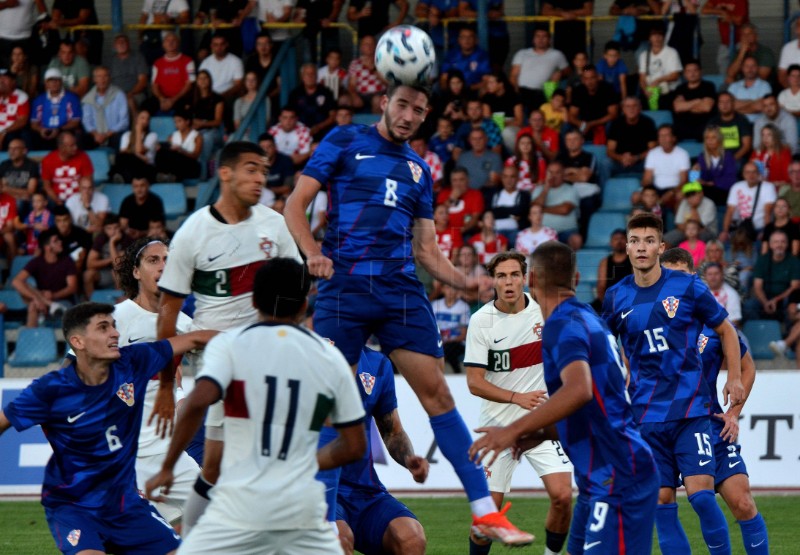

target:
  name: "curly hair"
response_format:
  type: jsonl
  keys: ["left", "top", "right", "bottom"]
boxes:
{"left": 114, "top": 237, "right": 168, "bottom": 300}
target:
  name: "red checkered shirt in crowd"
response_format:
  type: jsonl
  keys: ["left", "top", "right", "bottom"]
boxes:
{"left": 347, "top": 58, "right": 386, "bottom": 96}
{"left": 0, "top": 89, "right": 30, "bottom": 133}
{"left": 268, "top": 122, "right": 312, "bottom": 158}
{"left": 423, "top": 150, "right": 443, "bottom": 183}
{"left": 41, "top": 150, "right": 94, "bottom": 202}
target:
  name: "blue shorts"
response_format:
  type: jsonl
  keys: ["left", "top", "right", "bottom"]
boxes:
{"left": 576, "top": 473, "right": 659, "bottom": 555}
{"left": 315, "top": 272, "right": 443, "bottom": 365}
{"left": 45, "top": 493, "right": 181, "bottom": 555}
{"left": 641, "top": 417, "right": 716, "bottom": 488}
{"left": 712, "top": 423, "right": 748, "bottom": 487}
{"left": 336, "top": 491, "right": 417, "bottom": 555}
{"left": 566, "top": 492, "right": 591, "bottom": 555}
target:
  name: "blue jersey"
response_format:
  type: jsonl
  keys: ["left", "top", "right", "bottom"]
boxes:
{"left": 602, "top": 268, "right": 728, "bottom": 423}
{"left": 543, "top": 297, "right": 655, "bottom": 497}
{"left": 440, "top": 48, "right": 492, "bottom": 87}
{"left": 32, "top": 91, "right": 82, "bottom": 130}
{"left": 698, "top": 324, "right": 748, "bottom": 428}
{"left": 302, "top": 125, "right": 434, "bottom": 276}
{"left": 338, "top": 348, "right": 398, "bottom": 497}
{"left": 3, "top": 341, "right": 173, "bottom": 510}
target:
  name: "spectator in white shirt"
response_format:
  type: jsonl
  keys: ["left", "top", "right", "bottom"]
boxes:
{"left": 65, "top": 179, "right": 109, "bottom": 235}
{"left": 719, "top": 161, "right": 777, "bottom": 242}
{"left": 198, "top": 34, "right": 244, "bottom": 100}
{"left": 638, "top": 25, "right": 682, "bottom": 108}
{"left": 703, "top": 261, "right": 742, "bottom": 326}
{"left": 638, "top": 124, "right": 690, "bottom": 209}
{"left": 664, "top": 181, "right": 719, "bottom": 246}
{"left": 514, "top": 203, "right": 557, "bottom": 255}
{"left": 268, "top": 106, "right": 312, "bottom": 167}
{"left": 778, "top": 18, "right": 800, "bottom": 88}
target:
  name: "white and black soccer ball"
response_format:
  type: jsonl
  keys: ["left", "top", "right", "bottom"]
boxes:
{"left": 375, "top": 25, "right": 436, "bottom": 86}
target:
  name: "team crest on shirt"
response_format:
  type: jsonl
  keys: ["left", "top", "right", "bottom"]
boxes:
{"left": 359, "top": 372, "right": 376, "bottom": 395}
{"left": 533, "top": 323, "right": 543, "bottom": 340}
{"left": 697, "top": 334, "right": 709, "bottom": 354}
{"left": 407, "top": 161, "right": 422, "bottom": 183}
{"left": 662, "top": 296, "right": 680, "bottom": 318}
{"left": 259, "top": 238, "right": 274, "bottom": 257}
{"left": 67, "top": 529, "right": 80, "bottom": 546}
{"left": 116, "top": 383, "right": 135, "bottom": 407}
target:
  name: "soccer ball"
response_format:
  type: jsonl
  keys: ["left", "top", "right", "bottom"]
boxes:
{"left": 375, "top": 25, "right": 436, "bottom": 86}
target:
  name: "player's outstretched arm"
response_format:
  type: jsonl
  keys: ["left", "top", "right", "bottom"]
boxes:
{"left": 412, "top": 218, "right": 467, "bottom": 289}
{"left": 376, "top": 409, "right": 429, "bottom": 483}
{"left": 469, "top": 360, "right": 593, "bottom": 467}
{"left": 0, "top": 410, "right": 11, "bottom": 437}
{"left": 166, "top": 329, "right": 219, "bottom": 357}
{"left": 146, "top": 378, "right": 221, "bottom": 501}
{"left": 466, "top": 366, "right": 548, "bottom": 410}
{"left": 317, "top": 422, "right": 367, "bottom": 471}
{"left": 714, "top": 319, "right": 745, "bottom": 406}
{"left": 285, "top": 175, "right": 334, "bottom": 279}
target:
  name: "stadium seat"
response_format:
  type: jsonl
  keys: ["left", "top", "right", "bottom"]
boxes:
{"left": 575, "top": 281, "right": 595, "bottom": 304}
{"left": 87, "top": 150, "right": 111, "bottom": 183}
{"left": 151, "top": 184, "right": 188, "bottom": 219}
{"left": 90, "top": 289, "right": 123, "bottom": 304}
{"left": 352, "top": 113, "right": 381, "bottom": 126}
{"left": 150, "top": 116, "right": 177, "bottom": 142}
{"left": 26, "top": 150, "right": 50, "bottom": 161}
{"left": 101, "top": 184, "right": 132, "bottom": 214}
{"left": 602, "top": 177, "right": 641, "bottom": 212}
{"left": 679, "top": 140, "right": 704, "bottom": 161}
{"left": 585, "top": 212, "right": 627, "bottom": 248}
{"left": 0, "top": 151, "right": 8, "bottom": 164}
{"left": 742, "top": 320, "right": 783, "bottom": 360}
{"left": 704, "top": 74, "right": 726, "bottom": 93}
{"left": 195, "top": 180, "right": 219, "bottom": 208}
{"left": 6, "top": 255, "right": 33, "bottom": 290}
{"left": 0, "top": 289, "right": 29, "bottom": 311}
{"left": 9, "top": 327, "right": 58, "bottom": 367}
{"left": 644, "top": 110, "right": 673, "bottom": 128}
{"left": 576, "top": 249, "right": 610, "bottom": 284}
{"left": 583, "top": 144, "right": 610, "bottom": 185}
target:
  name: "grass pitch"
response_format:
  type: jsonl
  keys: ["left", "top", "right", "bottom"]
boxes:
{"left": 0, "top": 495, "right": 796, "bottom": 553}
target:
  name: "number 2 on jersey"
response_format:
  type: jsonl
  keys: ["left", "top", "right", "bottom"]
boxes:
{"left": 262, "top": 376, "right": 300, "bottom": 460}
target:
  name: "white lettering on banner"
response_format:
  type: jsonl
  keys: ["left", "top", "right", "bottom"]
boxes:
{"left": 1, "top": 373, "right": 800, "bottom": 494}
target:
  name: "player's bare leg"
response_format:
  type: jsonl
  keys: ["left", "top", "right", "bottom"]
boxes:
{"left": 389, "top": 348, "right": 533, "bottom": 547}
{"left": 382, "top": 516, "right": 426, "bottom": 554}
{"left": 335, "top": 520, "right": 355, "bottom": 555}
{"left": 541, "top": 472, "right": 573, "bottom": 554}
{"left": 718, "top": 474, "right": 769, "bottom": 554}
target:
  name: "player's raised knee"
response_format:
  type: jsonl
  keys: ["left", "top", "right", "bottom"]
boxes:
{"left": 385, "top": 517, "right": 426, "bottom": 555}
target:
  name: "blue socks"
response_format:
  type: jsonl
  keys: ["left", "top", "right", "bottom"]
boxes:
{"left": 430, "top": 408, "right": 490, "bottom": 502}
{"left": 688, "top": 490, "right": 731, "bottom": 555}
{"left": 655, "top": 503, "right": 691, "bottom": 553}
{"left": 739, "top": 513, "right": 769, "bottom": 554}
{"left": 315, "top": 426, "right": 341, "bottom": 522}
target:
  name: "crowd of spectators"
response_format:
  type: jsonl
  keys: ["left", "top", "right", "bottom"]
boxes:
{"left": 0, "top": 0, "right": 800, "bottom": 365}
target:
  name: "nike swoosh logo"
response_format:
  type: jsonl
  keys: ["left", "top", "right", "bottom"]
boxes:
{"left": 67, "top": 412, "right": 86, "bottom": 423}
{"left": 729, "top": 461, "right": 742, "bottom": 468}
{"left": 583, "top": 541, "right": 602, "bottom": 550}
{"left": 355, "top": 153, "right": 375, "bottom": 160}
{"left": 751, "top": 540, "right": 765, "bottom": 548}
{"left": 208, "top": 253, "right": 224, "bottom": 262}
{"left": 699, "top": 459, "right": 711, "bottom": 466}
{"left": 493, "top": 337, "right": 508, "bottom": 344}
{"left": 621, "top": 309, "right": 634, "bottom": 319}
{"left": 128, "top": 337, "right": 144, "bottom": 343}
{"left": 437, "top": 339, "right": 443, "bottom": 348}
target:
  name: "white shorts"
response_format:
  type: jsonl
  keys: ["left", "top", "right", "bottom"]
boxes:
{"left": 178, "top": 520, "right": 343, "bottom": 555}
{"left": 136, "top": 450, "right": 201, "bottom": 524}
{"left": 485, "top": 440, "right": 574, "bottom": 494}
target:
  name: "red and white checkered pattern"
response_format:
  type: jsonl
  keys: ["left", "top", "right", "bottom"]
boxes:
{"left": 424, "top": 151, "right": 443, "bottom": 183}
{"left": 505, "top": 156, "right": 546, "bottom": 192}
{"left": 0, "top": 89, "right": 30, "bottom": 133}
{"left": 41, "top": 151, "right": 94, "bottom": 202}
{"left": 348, "top": 58, "right": 386, "bottom": 96}
{"left": 269, "top": 123, "right": 312, "bottom": 157}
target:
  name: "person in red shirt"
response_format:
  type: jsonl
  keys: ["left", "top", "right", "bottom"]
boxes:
{"left": 435, "top": 167, "right": 484, "bottom": 237}
{"left": 41, "top": 131, "right": 94, "bottom": 205}
{"left": 0, "top": 68, "right": 30, "bottom": 150}
{"left": 434, "top": 203, "right": 463, "bottom": 261}
{"left": 144, "top": 32, "right": 196, "bottom": 115}
{"left": 0, "top": 178, "right": 18, "bottom": 264}
{"left": 701, "top": 0, "right": 749, "bottom": 75}
{"left": 469, "top": 211, "right": 509, "bottom": 264}
{"left": 516, "top": 109, "right": 558, "bottom": 161}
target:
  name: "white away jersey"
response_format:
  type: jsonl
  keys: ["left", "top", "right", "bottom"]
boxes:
{"left": 158, "top": 204, "right": 301, "bottom": 331}
{"left": 113, "top": 299, "right": 192, "bottom": 457}
{"left": 196, "top": 322, "right": 365, "bottom": 531}
{"left": 464, "top": 294, "right": 546, "bottom": 426}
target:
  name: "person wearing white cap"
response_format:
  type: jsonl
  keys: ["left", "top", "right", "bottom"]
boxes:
{"left": 30, "top": 68, "right": 82, "bottom": 150}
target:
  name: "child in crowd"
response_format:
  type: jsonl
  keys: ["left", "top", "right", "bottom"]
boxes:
{"left": 317, "top": 48, "right": 348, "bottom": 100}
{"left": 566, "top": 51, "right": 589, "bottom": 102}
{"left": 679, "top": 219, "right": 707, "bottom": 266}
{"left": 730, "top": 226, "right": 757, "bottom": 294}
{"left": 431, "top": 283, "right": 471, "bottom": 374}
{"left": 428, "top": 116, "right": 457, "bottom": 166}
{"left": 539, "top": 89, "right": 567, "bottom": 133}
{"left": 595, "top": 41, "right": 628, "bottom": 98}
{"left": 639, "top": 185, "right": 663, "bottom": 218}
{"left": 17, "top": 191, "right": 53, "bottom": 255}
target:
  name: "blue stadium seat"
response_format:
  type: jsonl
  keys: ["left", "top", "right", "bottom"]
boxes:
{"left": 704, "top": 74, "right": 726, "bottom": 93}
{"left": 585, "top": 212, "right": 627, "bottom": 248}
{"left": 6, "top": 255, "right": 33, "bottom": 290}
{"left": 101, "top": 184, "right": 132, "bottom": 214}
{"left": 352, "top": 113, "right": 381, "bottom": 126}
{"left": 644, "top": 110, "right": 673, "bottom": 128}
{"left": 9, "top": 327, "right": 58, "bottom": 367}
{"left": 0, "top": 290, "right": 28, "bottom": 311}
{"left": 602, "top": 177, "right": 641, "bottom": 212}
{"left": 742, "top": 320, "right": 783, "bottom": 360}
{"left": 679, "top": 140, "right": 704, "bottom": 161}
{"left": 195, "top": 180, "right": 219, "bottom": 208}
{"left": 583, "top": 144, "right": 610, "bottom": 185}
{"left": 576, "top": 249, "right": 610, "bottom": 284}
{"left": 150, "top": 116, "right": 176, "bottom": 142}
{"left": 151, "top": 184, "right": 188, "bottom": 219}
{"left": 575, "top": 281, "right": 595, "bottom": 304}
{"left": 90, "top": 289, "right": 123, "bottom": 305}
{"left": 87, "top": 150, "right": 111, "bottom": 183}
{"left": 26, "top": 150, "right": 50, "bottom": 161}
{"left": 0, "top": 151, "right": 8, "bottom": 164}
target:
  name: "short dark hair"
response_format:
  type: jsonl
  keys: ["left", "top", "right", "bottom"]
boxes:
{"left": 627, "top": 212, "right": 664, "bottom": 238}
{"left": 252, "top": 258, "right": 311, "bottom": 318}
{"left": 788, "top": 63, "right": 800, "bottom": 74}
{"left": 63, "top": 302, "right": 115, "bottom": 345}
{"left": 38, "top": 227, "right": 60, "bottom": 250}
{"left": 657, "top": 123, "right": 674, "bottom": 134}
{"left": 660, "top": 247, "right": 694, "bottom": 271}
{"left": 257, "top": 132, "right": 274, "bottom": 144}
{"left": 683, "top": 58, "right": 701, "bottom": 69}
{"left": 530, "top": 241, "right": 575, "bottom": 292}
{"left": 104, "top": 213, "right": 120, "bottom": 226}
{"left": 52, "top": 205, "right": 71, "bottom": 218}
{"left": 487, "top": 252, "right": 527, "bottom": 277}
{"left": 387, "top": 82, "right": 432, "bottom": 102}
{"left": 604, "top": 40, "right": 621, "bottom": 52}
{"left": 219, "top": 141, "right": 266, "bottom": 169}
